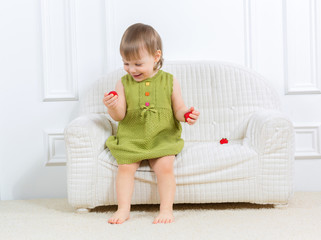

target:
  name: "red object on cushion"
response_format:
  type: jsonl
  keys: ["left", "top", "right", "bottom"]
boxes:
{"left": 220, "top": 138, "right": 228, "bottom": 144}
{"left": 184, "top": 111, "right": 192, "bottom": 122}
{"left": 108, "top": 91, "right": 118, "bottom": 96}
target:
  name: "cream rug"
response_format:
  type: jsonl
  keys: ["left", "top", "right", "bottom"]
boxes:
{"left": 0, "top": 192, "right": 320, "bottom": 240}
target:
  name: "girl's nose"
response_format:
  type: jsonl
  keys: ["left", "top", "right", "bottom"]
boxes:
{"left": 129, "top": 66, "right": 136, "bottom": 74}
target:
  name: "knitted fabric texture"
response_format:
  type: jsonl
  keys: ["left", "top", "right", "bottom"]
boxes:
{"left": 106, "top": 70, "right": 184, "bottom": 164}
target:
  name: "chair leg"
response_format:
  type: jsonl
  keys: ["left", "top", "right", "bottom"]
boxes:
{"left": 76, "top": 208, "right": 90, "bottom": 213}
{"left": 273, "top": 203, "right": 289, "bottom": 209}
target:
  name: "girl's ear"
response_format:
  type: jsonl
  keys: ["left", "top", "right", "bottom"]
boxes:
{"left": 154, "top": 50, "right": 162, "bottom": 62}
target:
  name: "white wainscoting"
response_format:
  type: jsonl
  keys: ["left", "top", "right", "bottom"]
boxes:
{"left": 44, "top": 129, "right": 66, "bottom": 166}
{"left": 2, "top": 0, "right": 321, "bottom": 200}
{"left": 41, "top": 0, "right": 78, "bottom": 101}
{"left": 294, "top": 123, "right": 321, "bottom": 159}
{"left": 283, "top": 0, "right": 321, "bottom": 94}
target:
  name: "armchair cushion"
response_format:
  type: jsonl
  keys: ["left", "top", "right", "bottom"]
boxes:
{"left": 99, "top": 140, "right": 258, "bottom": 184}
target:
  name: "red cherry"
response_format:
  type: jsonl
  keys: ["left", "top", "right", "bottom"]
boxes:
{"left": 108, "top": 91, "right": 118, "bottom": 96}
{"left": 220, "top": 138, "right": 228, "bottom": 144}
{"left": 184, "top": 111, "right": 192, "bottom": 122}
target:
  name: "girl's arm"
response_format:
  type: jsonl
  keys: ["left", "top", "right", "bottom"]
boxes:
{"left": 171, "top": 77, "right": 200, "bottom": 124}
{"left": 103, "top": 79, "right": 127, "bottom": 121}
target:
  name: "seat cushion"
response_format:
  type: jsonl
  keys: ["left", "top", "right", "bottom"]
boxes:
{"left": 99, "top": 140, "right": 258, "bottom": 185}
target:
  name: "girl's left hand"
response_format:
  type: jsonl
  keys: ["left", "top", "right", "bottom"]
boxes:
{"left": 186, "top": 107, "right": 200, "bottom": 125}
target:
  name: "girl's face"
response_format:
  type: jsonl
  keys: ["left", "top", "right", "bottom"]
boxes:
{"left": 122, "top": 48, "right": 161, "bottom": 82}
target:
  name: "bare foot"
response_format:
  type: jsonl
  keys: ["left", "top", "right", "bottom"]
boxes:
{"left": 108, "top": 209, "right": 130, "bottom": 224}
{"left": 153, "top": 209, "right": 174, "bottom": 224}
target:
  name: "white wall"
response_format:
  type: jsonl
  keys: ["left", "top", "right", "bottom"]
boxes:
{"left": 1, "top": 0, "right": 320, "bottom": 200}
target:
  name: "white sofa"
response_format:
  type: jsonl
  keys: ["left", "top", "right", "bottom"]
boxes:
{"left": 64, "top": 61, "right": 295, "bottom": 212}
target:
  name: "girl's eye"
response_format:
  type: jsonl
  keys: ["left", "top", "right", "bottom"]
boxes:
{"left": 123, "top": 63, "right": 129, "bottom": 66}
{"left": 135, "top": 64, "right": 142, "bottom": 66}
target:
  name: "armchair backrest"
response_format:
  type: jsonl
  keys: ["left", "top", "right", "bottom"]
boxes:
{"left": 81, "top": 61, "right": 281, "bottom": 141}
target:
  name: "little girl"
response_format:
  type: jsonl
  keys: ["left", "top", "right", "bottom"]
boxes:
{"left": 103, "top": 23, "right": 200, "bottom": 224}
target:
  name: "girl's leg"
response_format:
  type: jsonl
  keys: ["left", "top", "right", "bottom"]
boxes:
{"left": 149, "top": 155, "right": 176, "bottom": 224}
{"left": 108, "top": 161, "right": 141, "bottom": 224}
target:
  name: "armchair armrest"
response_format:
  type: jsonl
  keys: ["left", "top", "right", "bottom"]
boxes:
{"left": 244, "top": 110, "right": 295, "bottom": 154}
{"left": 244, "top": 110, "right": 295, "bottom": 203}
{"left": 64, "top": 113, "right": 113, "bottom": 208}
{"left": 64, "top": 113, "right": 113, "bottom": 153}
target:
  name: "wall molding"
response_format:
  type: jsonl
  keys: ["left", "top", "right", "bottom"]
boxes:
{"left": 41, "top": 0, "right": 79, "bottom": 101}
{"left": 294, "top": 123, "right": 321, "bottom": 159}
{"left": 104, "top": 0, "right": 118, "bottom": 74}
{"left": 44, "top": 129, "right": 66, "bottom": 166}
{"left": 283, "top": 0, "right": 321, "bottom": 95}
{"left": 243, "top": 0, "right": 254, "bottom": 69}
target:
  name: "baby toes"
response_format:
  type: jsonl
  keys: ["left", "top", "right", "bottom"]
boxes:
{"left": 108, "top": 218, "right": 115, "bottom": 224}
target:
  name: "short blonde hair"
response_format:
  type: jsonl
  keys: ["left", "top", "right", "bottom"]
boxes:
{"left": 120, "top": 23, "right": 163, "bottom": 71}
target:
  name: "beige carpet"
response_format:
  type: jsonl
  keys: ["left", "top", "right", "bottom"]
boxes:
{"left": 0, "top": 192, "right": 320, "bottom": 240}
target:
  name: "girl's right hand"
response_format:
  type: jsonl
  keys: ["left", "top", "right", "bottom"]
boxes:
{"left": 103, "top": 92, "right": 118, "bottom": 110}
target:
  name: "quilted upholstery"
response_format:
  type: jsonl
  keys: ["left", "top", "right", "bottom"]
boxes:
{"left": 65, "top": 61, "right": 295, "bottom": 209}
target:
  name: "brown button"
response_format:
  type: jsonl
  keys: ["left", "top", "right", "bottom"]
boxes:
{"left": 145, "top": 92, "right": 150, "bottom": 96}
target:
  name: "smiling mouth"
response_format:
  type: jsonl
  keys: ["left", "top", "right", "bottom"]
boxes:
{"left": 133, "top": 73, "right": 142, "bottom": 78}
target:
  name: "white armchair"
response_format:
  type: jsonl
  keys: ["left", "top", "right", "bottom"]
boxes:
{"left": 64, "top": 61, "right": 295, "bottom": 212}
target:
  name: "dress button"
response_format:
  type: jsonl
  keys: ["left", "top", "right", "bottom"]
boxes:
{"left": 146, "top": 82, "right": 150, "bottom": 86}
{"left": 145, "top": 92, "right": 150, "bottom": 96}
{"left": 145, "top": 102, "right": 150, "bottom": 107}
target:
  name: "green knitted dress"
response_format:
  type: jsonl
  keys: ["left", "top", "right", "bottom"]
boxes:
{"left": 106, "top": 70, "right": 184, "bottom": 165}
